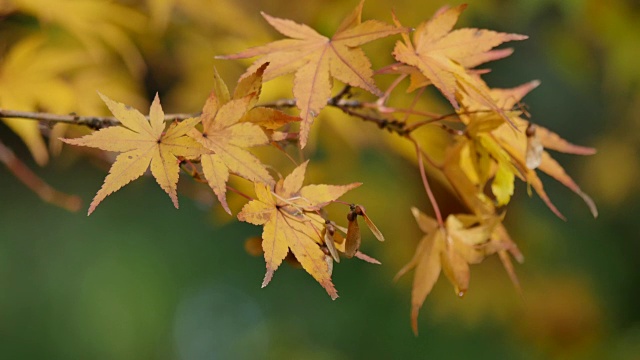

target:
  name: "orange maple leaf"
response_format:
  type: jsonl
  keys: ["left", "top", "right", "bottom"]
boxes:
{"left": 188, "top": 65, "right": 294, "bottom": 214}
{"left": 62, "top": 93, "right": 204, "bottom": 215}
{"left": 237, "top": 160, "right": 361, "bottom": 299}
{"left": 392, "top": 5, "right": 526, "bottom": 121}
{"left": 219, "top": 0, "right": 407, "bottom": 148}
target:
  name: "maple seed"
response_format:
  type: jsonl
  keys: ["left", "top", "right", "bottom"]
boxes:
{"left": 323, "top": 220, "right": 341, "bottom": 263}
{"left": 344, "top": 205, "right": 361, "bottom": 258}
{"left": 344, "top": 203, "right": 386, "bottom": 257}
{"left": 525, "top": 123, "right": 543, "bottom": 170}
{"left": 353, "top": 204, "right": 384, "bottom": 241}
{"left": 347, "top": 208, "right": 357, "bottom": 222}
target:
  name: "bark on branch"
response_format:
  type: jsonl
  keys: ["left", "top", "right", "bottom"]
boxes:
{"left": 0, "top": 108, "right": 197, "bottom": 129}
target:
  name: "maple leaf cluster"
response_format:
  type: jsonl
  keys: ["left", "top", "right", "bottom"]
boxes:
{"left": 55, "top": 1, "right": 597, "bottom": 334}
{"left": 61, "top": 61, "right": 385, "bottom": 300}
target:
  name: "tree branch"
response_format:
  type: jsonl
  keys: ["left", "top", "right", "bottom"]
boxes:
{"left": 0, "top": 139, "right": 82, "bottom": 212}
{"left": 0, "top": 108, "right": 198, "bottom": 129}
{"left": 1, "top": 91, "right": 500, "bottom": 139}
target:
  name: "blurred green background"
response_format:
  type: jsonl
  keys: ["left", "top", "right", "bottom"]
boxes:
{"left": 1, "top": 0, "right": 639, "bottom": 359}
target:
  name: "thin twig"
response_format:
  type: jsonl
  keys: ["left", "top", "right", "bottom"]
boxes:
{"left": 411, "top": 137, "right": 444, "bottom": 226}
{"left": 411, "top": 137, "right": 443, "bottom": 170}
{"left": 375, "top": 74, "right": 406, "bottom": 108}
{"left": 329, "top": 85, "right": 352, "bottom": 104}
{"left": 259, "top": 99, "right": 297, "bottom": 109}
{"left": 226, "top": 185, "right": 254, "bottom": 201}
{"left": 405, "top": 109, "right": 512, "bottom": 132}
{"left": 338, "top": 107, "right": 408, "bottom": 135}
{"left": 270, "top": 141, "right": 299, "bottom": 167}
{"left": 402, "top": 87, "right": 426, "bottom": 123}
{"left": 0, "top": 139, "right": 82, "bottom": 211}
{"left": 180, "top": 160, "right": 207, "bottom": 184}
{"left": 405, "top": 112, "right": 461, "bottom": 132}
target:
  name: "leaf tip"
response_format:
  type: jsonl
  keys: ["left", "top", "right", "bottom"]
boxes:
{"left": 262, "top": 269, "right": 274, "bottom": 288}
{"left": 96, "top": 91, "right": 109, "bottom": 103}
{"left": 299, "top": 136, "right": 308, "bottom": 149}
{"left": 260, "top": 11, "right": 274, "bottom": 22}
{"left": 410, "top": 206, "right": 420, "bottom": 217}
{"left": 411, "top": 305, "right": 420, "bottom": 336}
{"left": 580, "top": 191, "right": 598, "bottom": 218}
{"left": 510, "top": 33, "right": 529, "bottom": 41}
{"left": 167, "top": 191, "right": 180, "bottom": 209}
{"left": 321, "top": 278, "right": 339, "bottom": 300}
{"left": 349, "top": 182, "right": 363, "bottom": 190}
{"left": 355, "top": 251, "right": 382, "bottom": 264}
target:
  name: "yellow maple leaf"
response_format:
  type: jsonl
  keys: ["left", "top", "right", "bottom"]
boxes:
{"left": 443, "top": 140, "right": 496, "bottom": 217}
{"left": 62, "top": 93, "right": 204, "bottom": 215}
{"left": 392, "top": 5, "right": 526, "bottom": 122}
{"left": 396, "top": 207, "right": 501, "bottom": 335}
{"left": 237, "top": 160, "right": 361, "bottom": 299}
{"left": 219, "top": 0, "right": 407, "bottom": 148}
{"left": 188, "top": 64, "right": 299, "bottom": 214}
{"left": 455, "top": 132, "right": 519, "bottom": 207}
{"left": 458, "top": 80, "right": 598, "bottom": 218}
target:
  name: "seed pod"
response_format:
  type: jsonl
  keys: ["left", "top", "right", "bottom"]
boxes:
{"left": 525, "top": 123, "right": 543, "bottom": 170}
{"left": 344, "top": 205, "right": 361, "bottom": 258}
{"left": 354, "top": 204, "right": 384, "bottom": 242}
{"left": 323, "top": 220, "right": 340, "bottom": 263}
{"left": 325, "top": 253, "right": 334, "bottom": 277}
